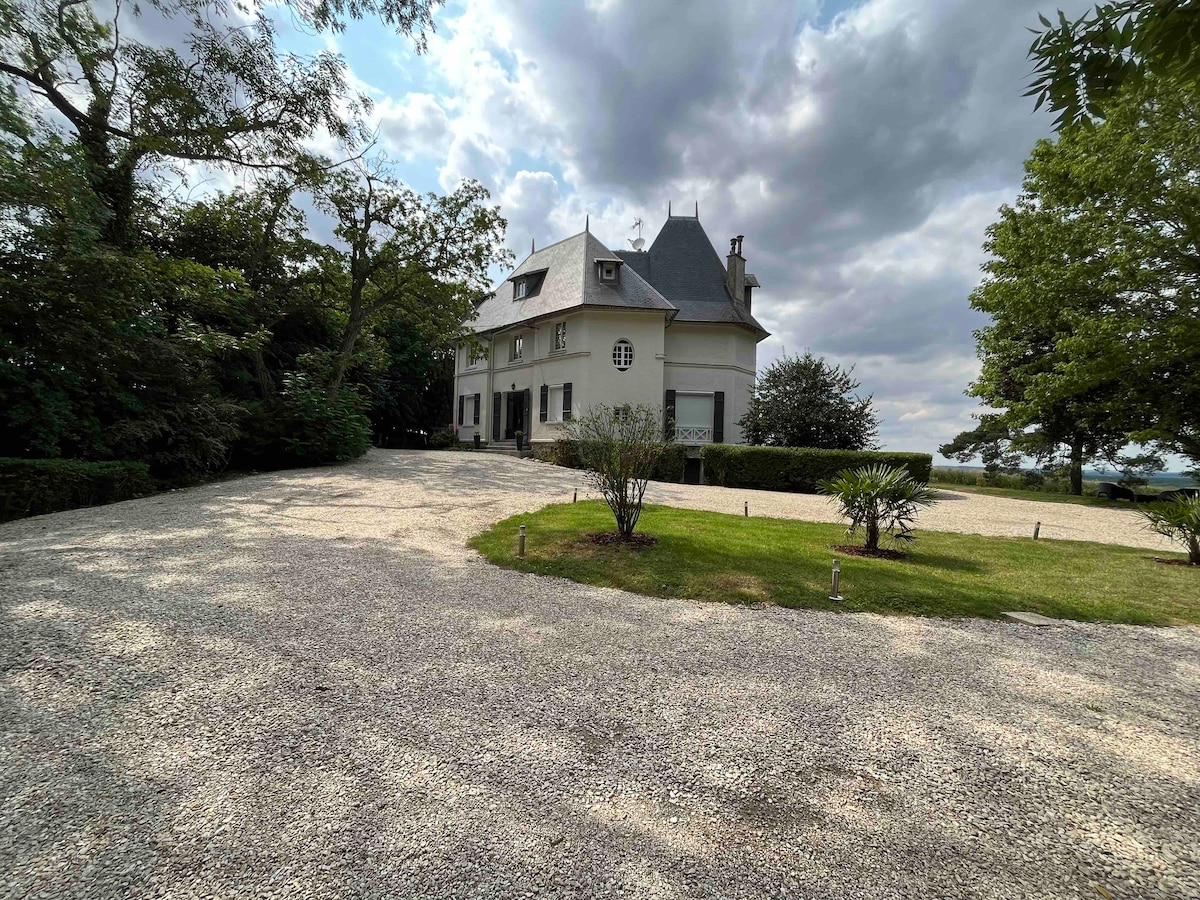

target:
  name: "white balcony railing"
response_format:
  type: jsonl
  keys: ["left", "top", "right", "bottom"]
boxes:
{"left": 675, "top": 425, "right": 713, "bottom": 444}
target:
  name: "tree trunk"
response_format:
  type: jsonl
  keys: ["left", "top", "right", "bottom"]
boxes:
{"left": 328, "top": 307, "right": 366, "bottom": 397}
{"left": 250, "top": 348, "right": 276, "bottom": 400}
{"left": 78, "top": 120, "right": 138, "bottom": 248}
{"left": 1069, "top": 439, "right": 1084, "bottom": 496}
{"left": 865, "top": 512, "right": 880, "bottom": 551}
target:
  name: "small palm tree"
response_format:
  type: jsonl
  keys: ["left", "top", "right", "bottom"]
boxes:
{"left": 819, "top": 464, "right": 938, "bottom": 551}
{"left": 1140, "top": 495, "right": 1200, "bottom": 565}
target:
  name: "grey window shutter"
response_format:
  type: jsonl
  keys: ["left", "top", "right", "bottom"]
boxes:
{"left": 473, "top": 393, "right": 480, "bottom": 426}
{"left": 523, "top": 389, "right": 532, "bottom": 433}
{"left": 713, "top": 391, "right": 725, "bottom": 443}
{"left": 539, "top": 384, "right": 548, "bottom": 422}
{"left": 492, "top": 392, "right": 501, "bottom": 441}
{"left": 665, "top": 389, "right": 676, "bottom": 441}
{"left": 458, "top": 395, "right": 464, "bottom": 426}
{"left": 562, "top": 382, "right": 572, "bottom": 420}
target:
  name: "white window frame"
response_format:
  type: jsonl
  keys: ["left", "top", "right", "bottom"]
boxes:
{"left": 467, "top": 346, "right": 485, "bottom": 369}
{"left": 612, "top": 339, "right": 634, "bottom": 371}
{"left": 510, "top": 334, "right": 523, "bottom": 361}
{"left": 515, "top": 279, "right": 527, "bottom": 299}
{"left": 599, "top": 262, "right": 618, "bottom": 283}
{"left": 553, "top": 321, "right": 567, "bottom": 352}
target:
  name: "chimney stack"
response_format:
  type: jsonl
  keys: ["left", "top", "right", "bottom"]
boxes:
{"left": 726, "top": 235, "right": 746, "bottom": 304}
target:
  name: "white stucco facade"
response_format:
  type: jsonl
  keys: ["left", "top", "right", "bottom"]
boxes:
{"left": 453, "top": 309, "right": 758, "bottom": 447}
{"left": 451, "top": 215, "right": 769, "bottom": 450}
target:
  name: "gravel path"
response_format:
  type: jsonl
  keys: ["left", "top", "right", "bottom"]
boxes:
{"left": 641, "top": 478, "right": 1173, "bottom": 551}
{"left": 2, "top": 449, "right": 1197, "bottom": 899}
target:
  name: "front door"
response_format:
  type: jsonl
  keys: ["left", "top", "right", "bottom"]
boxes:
{"left": 504, "top": 391, "right": 525, "bottom": 440}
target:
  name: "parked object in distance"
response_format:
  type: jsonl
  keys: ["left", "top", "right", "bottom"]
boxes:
{"left": 1096, "top": 482, "right": 1197, "bottom": 503}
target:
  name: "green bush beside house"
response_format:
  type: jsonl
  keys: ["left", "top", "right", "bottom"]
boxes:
{"left": 534, "top": 439, "right": 687, "bottom": 484}
{"left": 702, "top": 445, "right": 933, "bottom": 493}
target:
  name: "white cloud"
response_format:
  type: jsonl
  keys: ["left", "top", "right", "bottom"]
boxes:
{"left": 281, "top": 0, "right": 1098, "bottom": 458}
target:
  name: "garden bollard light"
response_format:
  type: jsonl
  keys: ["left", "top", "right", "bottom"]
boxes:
{"left": 518, "top": 524, "right": 526, "bottom": 558}
{"left": 744, "top": 501, "right": 748, "bottom": 517}
{"left": 573, "top": 490, "right": 577, "bottom": 503}
{"left": 1033, "top": 521, "right": 1041, "bottom": 540}
{"left": 830, "top": 559, "right": 844, "bottom": 602}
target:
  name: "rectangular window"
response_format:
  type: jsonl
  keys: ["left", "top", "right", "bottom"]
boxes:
{"left": 554, "top": 321, "right": 567, "bottom": 352}
{"left": 675, "top": 392, "right": 715, "bottom": 443}
{"left": 547, "top": 385, "right": 564, "bottom": 422}
{"left": 515, "top": 279, "right": 527, "bottom": 299}
{"left": 510, "top": 334, "right": 523, "bottom": 361}
{"left": 599, "top": 262, "right": 618, "bottom": 283}
{"left": 462, "top": 394, "right": 477, "bottom": 426}
{"left": 467, "top": 346, "right": 485, "bottom": 368}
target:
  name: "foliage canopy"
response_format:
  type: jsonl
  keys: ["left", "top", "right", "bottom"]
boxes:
{"left": 739, "top": 351, "right": 878, "bottom": 451}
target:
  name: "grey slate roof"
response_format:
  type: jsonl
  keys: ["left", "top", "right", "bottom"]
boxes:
{"left": 469, "top": 230, "right": 675, "bottom": 334}
{"left": 615, "top": 216, "right": 768, "bottom": 336}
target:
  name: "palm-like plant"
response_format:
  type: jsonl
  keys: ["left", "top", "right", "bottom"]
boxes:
{"left": 1140, "top": 495, "right": 1200, "bottom": 566}
{"left": 819, "top": 464, "right": 938, "bottom": 552}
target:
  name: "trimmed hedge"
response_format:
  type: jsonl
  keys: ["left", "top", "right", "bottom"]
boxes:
{"left": 532, "top": 439, "right": 687, "bottom": 484}
{"left": 702, "top": 445, "right": 933, "bottom": 493}
{"left": 0, "top": 458, "right": 157, "bottom": 522}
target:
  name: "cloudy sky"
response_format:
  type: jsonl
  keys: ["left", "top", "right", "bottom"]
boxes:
{"left": 277, "top": 0, "right": 1089, "bottom": 461}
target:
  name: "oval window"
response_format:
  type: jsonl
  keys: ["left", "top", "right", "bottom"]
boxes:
{"left": 612, "top": 339, "right": 634, "bottom": 371}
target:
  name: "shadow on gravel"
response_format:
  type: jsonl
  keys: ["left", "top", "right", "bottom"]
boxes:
{"left": 1, "top": 451, "right": 1197, "bottom": 898}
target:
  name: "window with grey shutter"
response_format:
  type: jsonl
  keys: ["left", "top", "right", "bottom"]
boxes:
{"left": 539, "top": 385, "right": 548, "bottom": 422}
{"left": 562, "top": 382, "right": 572, "bottom": 420}
{"left": 664, "top": 390, "right": 676, "bottom": 441}
{"left": 473, "top": 393, "right": 480, "bottom": 426}
{"left": 713, "top": 391, "right": 725, "bottom": 443}
{"left": 492, "top": 392, "right": 501, "bottom": 440}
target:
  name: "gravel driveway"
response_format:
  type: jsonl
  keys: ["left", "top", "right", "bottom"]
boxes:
{"left": 2, "top": 450, "right": 1197, "bottom": 899}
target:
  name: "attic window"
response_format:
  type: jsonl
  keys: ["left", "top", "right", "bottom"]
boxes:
{"left": 599, "top": 261, "right": 619, "bottom": 284}
{"left": 515, "top": 279, "right": 527, "bottom": 299}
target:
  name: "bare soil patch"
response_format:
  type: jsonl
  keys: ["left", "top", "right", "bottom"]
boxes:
{"left": 588, "top": 531, "right": 658, "bottom": 548}
{"left": 833, "top": 544, "right": 907, "bottom": 560}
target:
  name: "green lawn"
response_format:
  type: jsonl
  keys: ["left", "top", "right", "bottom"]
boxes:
{"left": 469, "top": 501, "right": 1200, "bottom": 625}
{"left": 931, "top": 481, "right": 1115, "bottom": 507}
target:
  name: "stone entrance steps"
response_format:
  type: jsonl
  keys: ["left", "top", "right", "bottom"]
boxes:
{"left": 468, "top": 441, "right": 530, "bottom": 458}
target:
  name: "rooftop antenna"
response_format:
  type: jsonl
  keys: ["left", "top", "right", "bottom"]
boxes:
{"left": 628, "top": 217, "right": 646, "bottom": 252}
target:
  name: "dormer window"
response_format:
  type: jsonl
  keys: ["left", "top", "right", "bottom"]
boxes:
{"left": 598, "top": 261, "right": 619, "bottom": 284}
{"left": 515, "top": 279, "right": 527, "bottom": 299}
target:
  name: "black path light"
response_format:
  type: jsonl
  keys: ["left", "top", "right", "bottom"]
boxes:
{"left": 518, "top": 524, "right": 526, "bottom": 558}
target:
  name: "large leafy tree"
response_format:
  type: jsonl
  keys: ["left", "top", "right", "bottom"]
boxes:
{"left": 316, "top": 164, "right": 511, "bottom": 395}
{"left": 0, "top": 137, "right": 250, "bottom": 478}
{"left": 1029, "top": 1, "right": 1200, "bottom": 128}
{"left": 0, "top": 0, "right": 440, "bottom": 245}
{"left": 0, "top": 0, "right": 516, "bottom": 480}
{"left": 739, "top": 351, "right": 878, "bottom": 450}
{"left": 951, "top": 77, "right": 1200, "bottom": 488}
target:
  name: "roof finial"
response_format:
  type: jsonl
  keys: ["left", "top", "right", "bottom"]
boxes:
{"left": 585, "top": 214, "right": 589, "bottom": 233}
{"left": 668, "top": 200, "right": 671, "bottom": 217}
{"left": 531, "top": 237, "right": 535, "bottom": 254}
{"left": 695, "top": 201, "right": 699, "bottom": 218}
